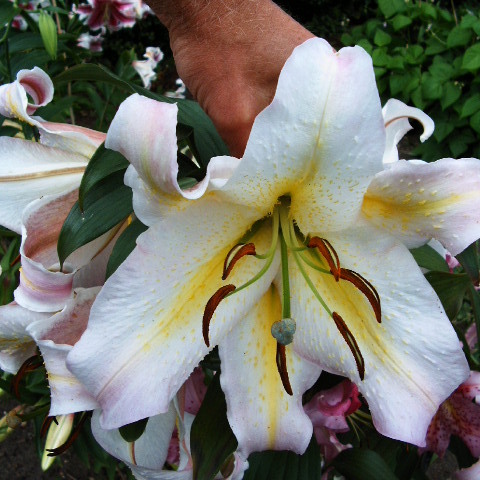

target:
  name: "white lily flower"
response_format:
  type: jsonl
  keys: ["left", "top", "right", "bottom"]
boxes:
{"left": 68, "top": 39, "right": 479, "bottom": 458}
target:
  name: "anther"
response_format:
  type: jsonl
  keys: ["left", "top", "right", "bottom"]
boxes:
{"left": 276, "top": 343, "right": 293, "bottom": 395}
{"left": 307, "top": 237, "right": 340, "bottom": 281}
{"left": 332, "top": 312, "right": 365, "bottom": 380}
{"left": 203, "top": 284, "right": 236, "bottom": 347}
{"left": 339, "top": 268, "right": 381, "bottom": 323}
{"left": 47, "top": 412, "right": 90, "bottom": 456}
{"left": 271, "top": 318, "right": 296, "bottom": 346}
{"left": 12, "top": 355, "right": 43, "bottom": 398}
{"left": 222, "top": 243, "right": 256, "bottom": 280}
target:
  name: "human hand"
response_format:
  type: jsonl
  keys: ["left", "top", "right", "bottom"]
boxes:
{"left": 145, "top": 0, "right": 314, "bottom": 157}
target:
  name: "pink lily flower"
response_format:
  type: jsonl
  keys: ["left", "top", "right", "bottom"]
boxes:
{"left": 75, "top": 0, "right": 137, "bottom": 31}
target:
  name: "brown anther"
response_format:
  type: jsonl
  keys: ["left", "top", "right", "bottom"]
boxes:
{"left": 339, "top": 268, "right": 382, "bottom": 323}
{"left": 222, "top": 243, "right": 256, "bottom": 280}
{"left": 12, "top": 355, "right": 43, "bottom": 398}
{"left": 203, "top": 284, "right": 236, "bottom": 347}
{"left": 275, "top": 342, "right": 293, "bottom": 395}
{"left": 47, "top": 412, "right": 90, "bottom": 457}
{"left": 307, "top": 237, "right": 341, "bottom": 281}
{"left": 40, "top": 416, "right": 57, "bottom": 438}
{"left": 10, "top": 254, "right": 21, "bottom": 268}
{"left": 332, "top": 312, "right": 365, "bottom": 380}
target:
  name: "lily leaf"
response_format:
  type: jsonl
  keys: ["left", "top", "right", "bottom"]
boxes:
{"left": 57, "top": 171, "right": 132, "bottom": 266}
{"left": 191, "top": 374, "right": 238, "bottom": 480}
{"left": 456, "top": 241, "right": 479, "bottom": 284}
{"left": 244, "top": 436, "right": 322, "bottom": 480}
{"left": 106, "top": 218, "right": 147, "bottom": 279}
{"left": 118, "top": 418, "right": 149, "bottom": 443}
{"left": 54, "top": 64, "right": 229, "bottom": 166}
{"left": 79, "top": 143, "right": 129, "bottom": 211}
{"left": 331, "top": 448, "right": 399, "bottom": 480}
{"left": 410, "top": 244, "right": 449, "bottom": 272}
{"left": 425, "top": 271, "right": 471, "bottom": 319}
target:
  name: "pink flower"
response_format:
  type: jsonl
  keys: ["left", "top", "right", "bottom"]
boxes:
{"left": 75, "top": 0, "right": 137, "bottom": 31}
{"left": 304, "top": 380, "right": 361, "bottom": 462}
{"left": 425, "top": 371, "right": 480, "bottom": 457}
{"left": 77, "top": 31, "right": 104, "bottom": 52}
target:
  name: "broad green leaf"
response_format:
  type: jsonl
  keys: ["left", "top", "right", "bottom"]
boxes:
{"left": 409, "top": 245, "right": 449, "bottom": 272}
{"left": 378, "top": 0, "right": 406, "bottom": 18}
{"left": 118, "top": 418, "right": 148, "bottom": 443}
{"left": 460, "top": 93, "right": 480, "bottom": 118}
{"left": 191, "top": 374, "right": 238, "bottom": 480}
{"left": 54, "top": 64, "right": 229, "bottom": 166}
{"left": 374, "top": 29, "right": 392, "bottom": 47}
{"left": 0, "top": 2, "right": 19, "bottom": 24}
{"left": 243, "top": 436, "right": 322, "bottom": 480}
{"left": 425, "top": 271, "right": 471, "bottom": 319}
{"left": 3, "top": 32, "right": 45, "bottom": 54}
{"left": 471, "top": 110, "right": 480, "bottom": 133}
{"left": 79, "top": 143, "right": 129, "bottom": 210}
{"left": 425, "top": 38, "right": 447, "bottom": 56}
{"left": 392, "top": 14, "right": 412, "bottom": 31}
{"left": 460, "top": 14, "right": 478, "bottom": 30}
{"left": 57, "top": 172, "right": 133, "bottom": 266}
{"left": 421, "top": 76, "right": 443, "bottom": 100}
{"left": 372, "top": 48, "right": 389, "bottom": 67}
{"left": 419, "top": 3, "right": 437, "bottom": 20}
{"left": 105, "top": 218, "right": 147, "bottom": 279}
{"left": 456, "top": 241, "right": 479, "bottom": 284}
{"left": 433, "top": 120, "right": 454, "bottom": 142}
{"left": 405, "top": 45, "right": 424, "bottom": 64}
{"left": 447, "top": 26, "right": 473, "bottom": 48}
{"left": 462, "top": 44, "right": 480, "bottom": 71}
{"left": 332, "top": 448, "right": 399, "bottom": 480}
{"left": 449, "top": 136, "right": 470, "bottom": 157}
{"left": 441, "top": 82, "right": 462, "bottom": 110}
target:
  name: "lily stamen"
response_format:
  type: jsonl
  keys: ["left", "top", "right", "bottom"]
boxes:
{"left": 203, "top": 284, "right": 236, "bottom": 347}
{"left": 222, "top": 243, "right": 256, "bottom": 280}
{"left": 46, "top": 412, "right": 90, "bottom": 457}
{"left": 339, "top": 268, "right": 382, "bottom": 323}
{"left": 332, "top": 312, "right": 365, "bottom": 380}
{"left": 307, "top": 237, "right": 341, "bottom": 281}
{"left": 276, "top": 343, "right": 293, "bottom": 395}
{"left": 12, "top": 354, "right": 43, "bottom": 398}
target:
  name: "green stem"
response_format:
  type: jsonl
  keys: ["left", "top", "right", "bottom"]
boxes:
{"left": 280, "top": 232, "right": 291, "bottom": 318}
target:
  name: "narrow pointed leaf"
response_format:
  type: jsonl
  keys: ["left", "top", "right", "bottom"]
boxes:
{"left": 409, "top": 245, "right": 449, "bottom": 272}
{"left": 243, "top": 436, "right": 322, "bottom": 480}
{"left": 456, "top": 241, "right": 479, "bottom": 284}
{"left": 105, "top": 218, "right": 147, "bottom": 279}
{"left": 191, "top": 374, "right": 238, "bottom": 480}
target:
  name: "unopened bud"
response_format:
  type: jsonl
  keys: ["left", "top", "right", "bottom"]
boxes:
{"left": 41, "top": 414, "right": 74, "bottom": 471}
{"left": 39, "top": 12, "right": 57, "bottom": 60}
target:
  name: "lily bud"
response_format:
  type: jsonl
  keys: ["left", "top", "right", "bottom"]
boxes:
{"left": 0, "top": 405, "right": 25, "bottom": 442}
{"left": 38, "top": 12, "right": 57, "bottom": 60}
{"left": 41, "top": 414, "right": 74, "bottom": 471}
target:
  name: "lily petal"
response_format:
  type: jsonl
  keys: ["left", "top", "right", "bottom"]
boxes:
{"left": 0, "top": 137, "right": 86, "bottom": 234}
{"left": 27, "top": 288, "right": 100, "bottom": 415}
{"left": 219, "top": 285, "right": 320, "bottom": 458}
{"left": 217, "top": 38, "right": 384, "bottom": 233}
{"left": 362, "top": 158, "right": 480, "bottom": 255}
{"left": 68, "top": 200, "right": 275, "bottom": 428}
{"left": 290, "top": 225, "right": 469, "bottom": 446}
{"left": 0, "top": 302, "right": 46, "bottom": 373}
{"left": 382, "top": 98, "right": 434, "bottom": 164}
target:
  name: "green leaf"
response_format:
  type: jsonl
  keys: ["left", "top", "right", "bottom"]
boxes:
{"left": 456, "top": 241, "right": 479, "bottom": 284}
{"left": 460, "top": 93, "right": 480, "bottom": 118}
{"left": 425, "top": 271, "right": 471, "bottom": 319}
{"left": 54, "top": 64, "right": 229, "bottom": 166}
{"left": 332, "top": 448, "right": 399, "bottom": 480}
{"left": 433, "top": 120, "right": 454, "bottom": 142}
{"left": 470, "top": 110, "right": 480, "bottom": 133}
{"left": 409, "top": 245, "right": 449, "bottom": 272}
{"left": 374, "top": 29, "right": 392, "bottom": 47}
{"left": 191, "top": 374, "right": 238, "bottom": 480}
{"left": 447, "top": 26, "right": 473, "bottom": 48}
{"left": 405, "top": 45, "right": 424, "bottom": 64}
{"left": 425, "top": 38, "right": 447, "bottom": 56}
{"left": 79, "top": 144, "right": 129, "bottom": 210}
{"left": 372, "top": 48, "right": 389, "bottom": 67}
{"left": 462, "top": 44, "right": 480, "bottom": 71}
{"left": 421, "top": 75, "right": 443, "bottom": 100}
{"left": 118, "top": 418, "right": 148, "bottom": 443}
{"left": 378, "top": 0, "right": 406, "bottom": 18}
{"left": 105, "top": 218, "right": 147, "bottom": 279}
{"left": 392, "top": 14, "right": 412, "bottom": 31}
{"left": 441, "top": 82, "right": 462, "bottom": 110}
{"left": 0, "top": 2, "right": 19, "bottom": 24}
{"left": 57, "top": 172, "right": 133, "bottom": 266}
{"left": 419, "top": 3, "right": 437, "bottom": 20}
{"left": 468, "top": 284, "right": 480, "bottom": 355}
{"left": 243, "top": 436, "right": 322, "bottom": 480}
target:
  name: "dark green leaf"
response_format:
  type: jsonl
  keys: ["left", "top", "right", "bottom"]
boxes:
{"left": 460, "top": 93, "right": 480, "bottom": 118}
{"left": 425, "top": 271, "right": 471, "bottom": 319}
{"left": 0, "top": 2, "right": 19, "bottom": 24}
{"left": 471, "top": 111, "right": 480, "bottom": 133}
{"left": 456, "top": 241, "right": 479, "bottom": 284}
{"left": 79, "top": 143, "right": 129, "bottom": 210}
{"left": 462, "top": 44, "right": 480, "bottom": 71}
{"left": 374, "top": 29, "right": 392, "bottom": 47}
{"left": 57, "top": 172, "right": 133, "bottom": 266}
{"left": 118, "top": 418, "right": 148, "bottom": 443}
{"left": 378, "top": 0, "right": 406, "bottom": 18}
{"left": 392, "top": 14, "right": 412, "bottom": 31}
{"left": 105, "top": 218, "right": 147, "bottom": 279}
{"left": 421, "top": 76, "right": 443, "bottom": 100}
{"left": 433, "top": 120, "right": 454, "bottom": 142}
{"left": 409, "top": 245, "right": 449, "bottom": 272}
{"left": 447, "top": 26, "right": 473, "bottom": 48}
{"left": 3, "top": 32, "right": 45, "bottom": 54}
{"left": 332, "top": 448, "right": 399, "bottom": 480}
{"left": 191, "top": 374, "right": 238, "bottom": 480}
{"left": 441, "top": 82, "right": 462, "bottom": 110}
{"left": 244, "top": 436, "right": 322, "bottom": 480}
